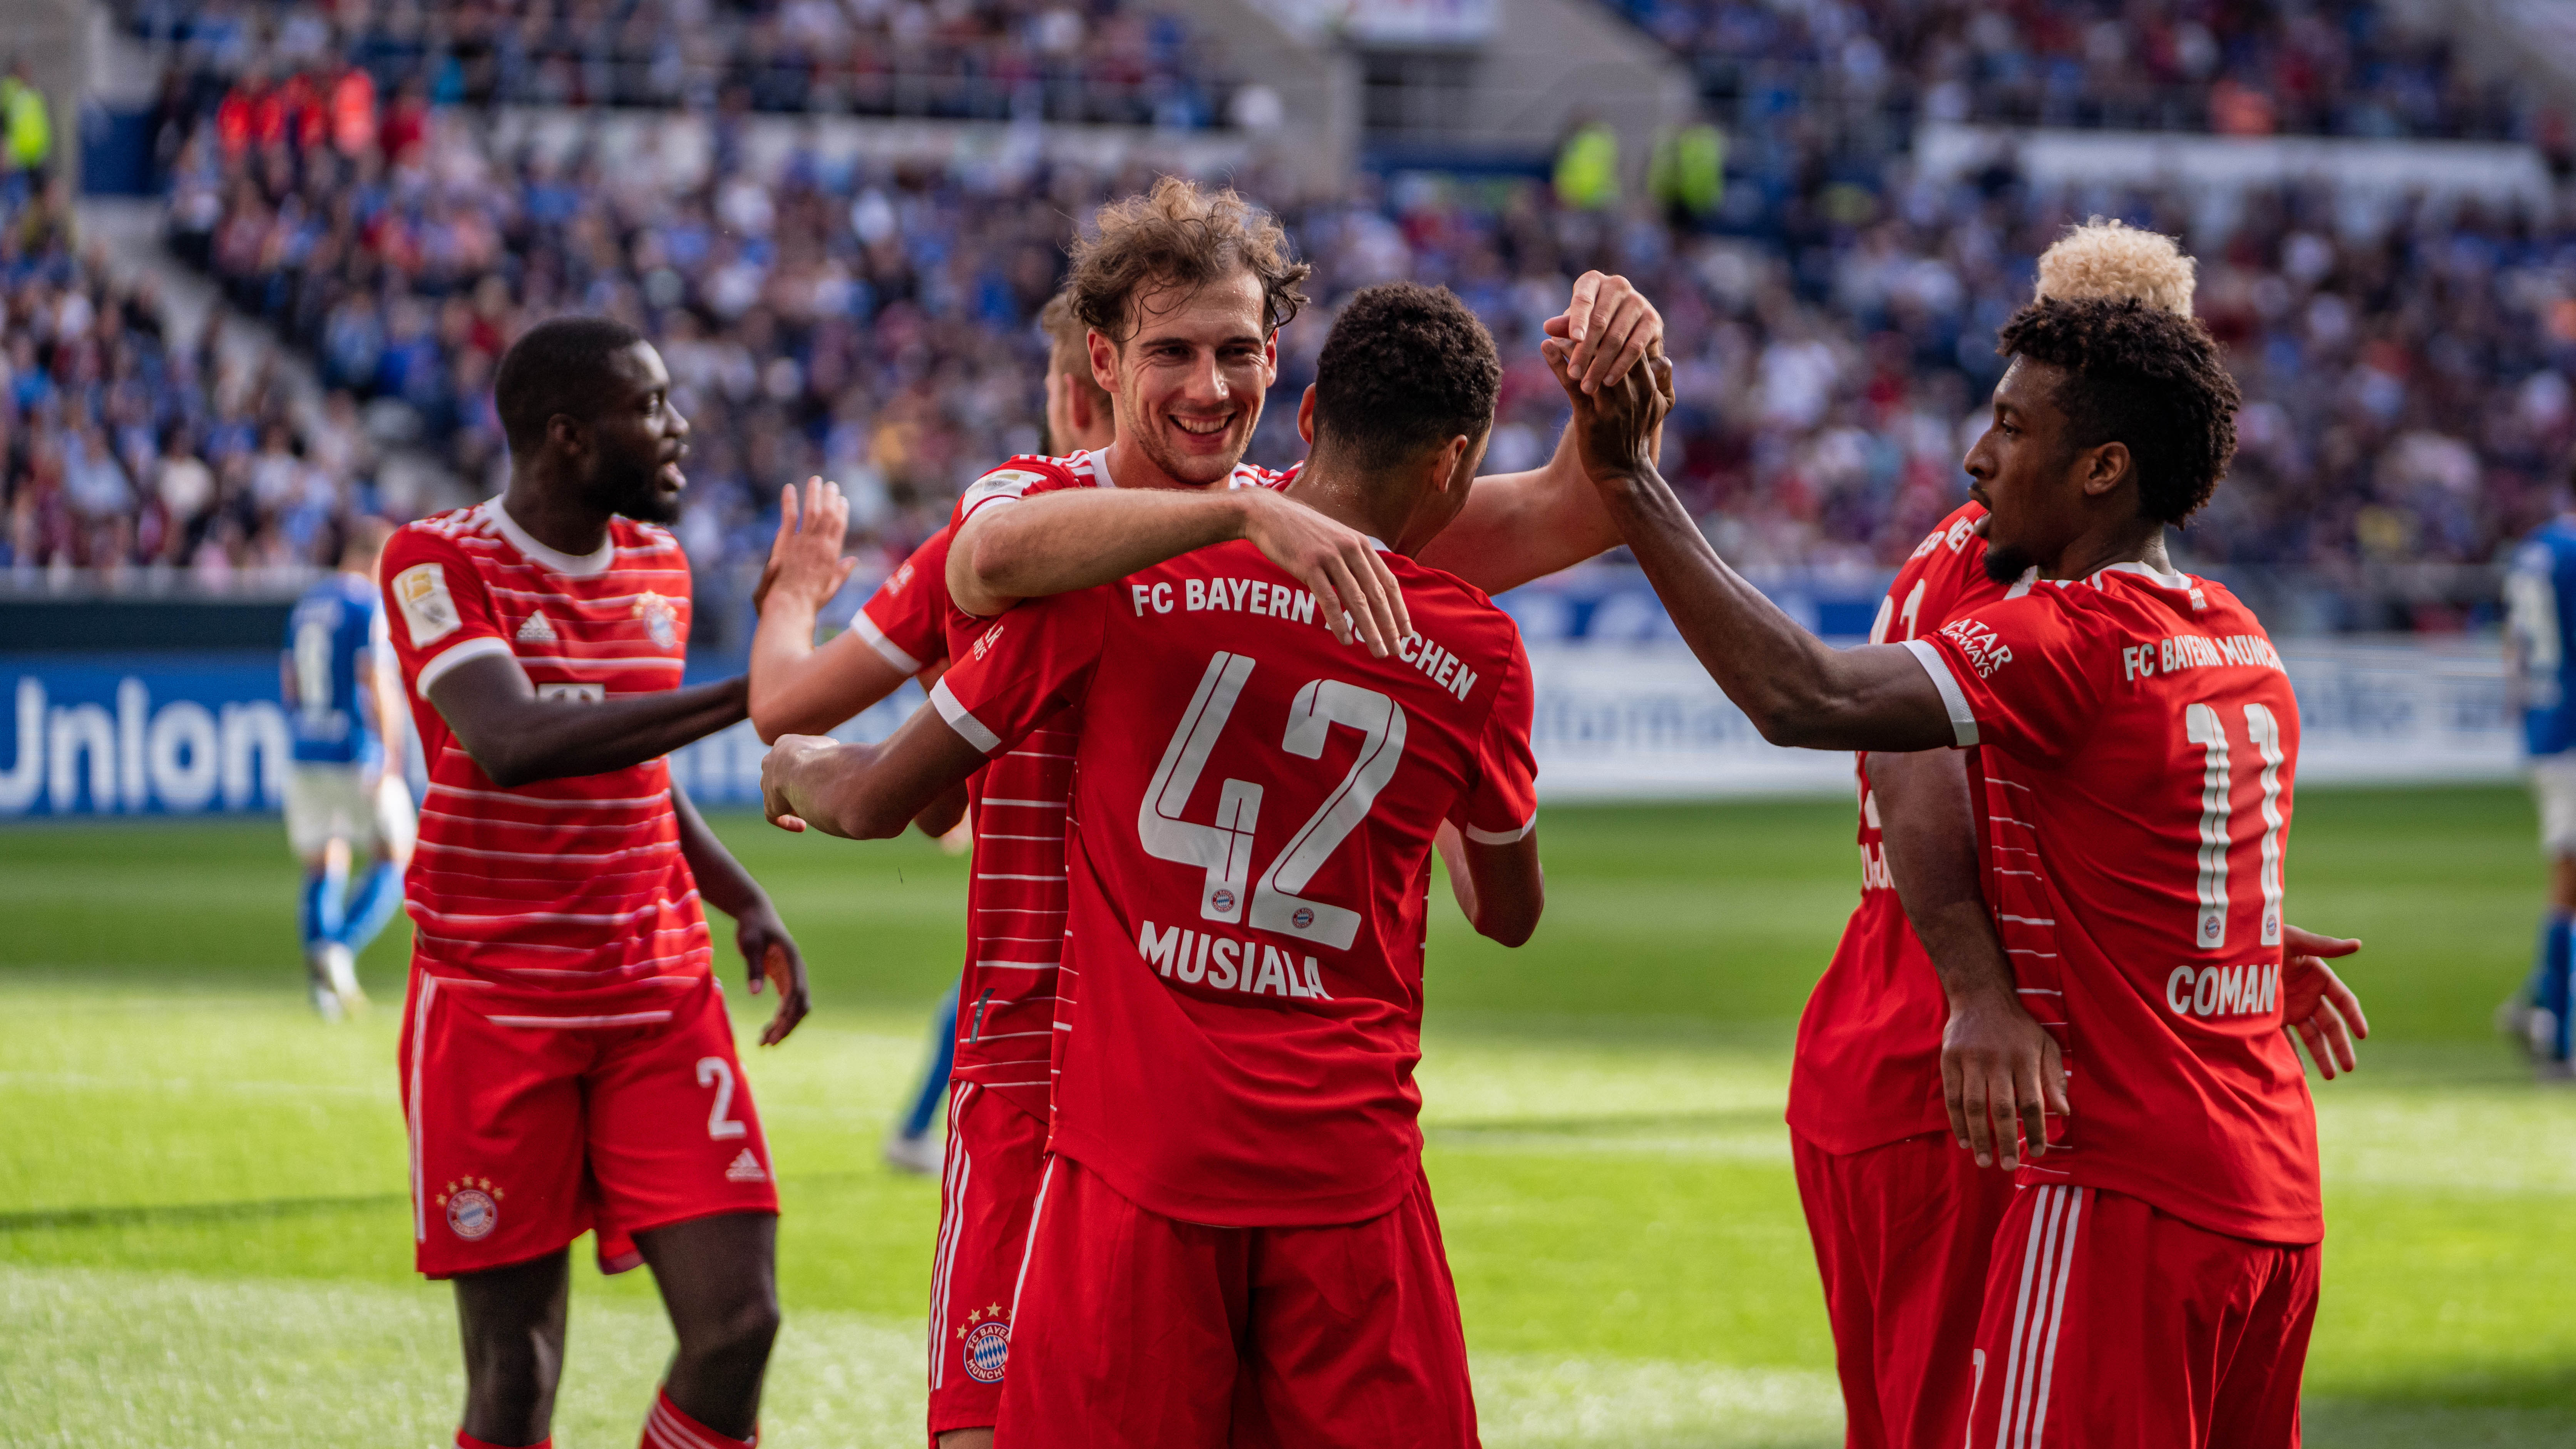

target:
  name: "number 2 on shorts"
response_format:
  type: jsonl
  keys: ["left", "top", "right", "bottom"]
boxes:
{"left": 696, "top": 1056, "right": 748, "bottom": 1139}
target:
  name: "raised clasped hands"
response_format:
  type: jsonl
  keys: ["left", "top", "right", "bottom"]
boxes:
{"left": 1544, "top": 270, "right": 1667, "bottom": 396}
{"left": 1541, "top": 330, "right": 1675, "bottom": 487}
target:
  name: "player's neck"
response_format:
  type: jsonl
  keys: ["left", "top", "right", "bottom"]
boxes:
{"left": 1281, "top": 465, "right": 1413, "bottom": 557}
{"left": 499, "top": 473, "right": 613, "bottom": 558}
{"left": 2048, "top": 520, "right": 2173, "bottom": 581}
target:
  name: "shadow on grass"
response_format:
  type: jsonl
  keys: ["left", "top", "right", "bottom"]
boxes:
{"left": 1429, "top": 1107, "right": 1789, "bottom": 1139}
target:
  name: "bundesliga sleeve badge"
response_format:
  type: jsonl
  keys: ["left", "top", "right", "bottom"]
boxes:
{"left": 959, "top": 1303, "right": 1012, "bottom": 1383}
{"left": 394, "top": 563, "right": 462, "bottom": 646}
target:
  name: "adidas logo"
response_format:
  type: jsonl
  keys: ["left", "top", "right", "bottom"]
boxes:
{"left": 725, "top": 1148, "right": 767, "bottom": 1183}
{"left": 516, "top": 612, "right": 559, "bottom": 643}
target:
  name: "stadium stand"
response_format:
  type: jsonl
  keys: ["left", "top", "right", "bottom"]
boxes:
{"left": 127, "top": 0, "right": 1240, "bottom": 127}
{"left": 0, "top": 164, "right": 378, "bottom": 580}
{"left": 1611, "top": 0, "right": 2547, "bottom": 142}
{"left": 66, "top": 0, "right": 2568, "bottom": 634}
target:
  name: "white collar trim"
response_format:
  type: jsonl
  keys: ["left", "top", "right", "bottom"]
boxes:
{"left": 487, "top": 499, "right": 616, "bottom": 577}
{"left": 2100, "top": 559, "right": 2194, "bottom": 590}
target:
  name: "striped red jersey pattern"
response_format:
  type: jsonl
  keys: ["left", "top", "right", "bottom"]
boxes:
{"left": 380, "top": 500, "right": 710, "bottom": 1026}
{"left": 863, "top": 452, "right": 1297, "bottom": 1119}
{"left": 1786, "top": 501, "right": 2007, "bottom": 1155}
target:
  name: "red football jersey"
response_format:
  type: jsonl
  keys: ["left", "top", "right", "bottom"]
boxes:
{"left": 930, "top": 538, "right": 1538, "bottom": 1226}
{"left": 1788, "top": 502, "right": 2005, "bottom": 1154}
{"left": 850, "top": 527, "right": 952, "bottom": 675}
{"left": 381, "top": 501, "right": 710, "bottom": 1026}
{"left": 1904, "top": 564, "right": 2319, "bottom": 1243}
{"left": 846, "top": 523, "right": 1075, "bottom": 1119}
{"left": 948, "top": 449, "right": 1297, "bottom": 531}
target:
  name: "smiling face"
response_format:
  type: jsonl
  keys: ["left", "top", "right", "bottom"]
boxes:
{"left": 580, "top": 340, "right": 692, "bottom": 524}
{"left": 1962, "top": 357, "right": 2126, "bottom": 583}
{"left": 1090, "top": 269, "right": 1276, "bottom": 489}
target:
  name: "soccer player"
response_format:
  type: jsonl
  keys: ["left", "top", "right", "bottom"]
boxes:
{"left": 762, "top": 282, "right": 1545, "bottom": 1447}
{"left": 379, "top": 316, "right": 811, "bottom": 1449}
{"left": 750, "top": 192, "right": 1660, "bottom": 1446}
{"left": 283, "top": 516, "right": 414, "bottom": 1019}
{"left": 1554, "top": 297, "right": 2339, "bottom": 1445}
{"left": 1794, "top": 219, "right": 2364, "bottom": 1448}
{"left": 2504, "top": 495, "right": 2576, "bottom": 1078}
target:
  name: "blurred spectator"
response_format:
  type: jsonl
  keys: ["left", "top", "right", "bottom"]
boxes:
{"left": 1, "top": 59, "right": 52, "bottom": 178}
{"left": 0, "top": 176, "right": 377, "bottom": 582}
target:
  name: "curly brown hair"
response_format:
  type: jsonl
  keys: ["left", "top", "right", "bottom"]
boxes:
{"left": 1311, "top": 283, "right": 1500, "bottom": 471}
{"left": 1065, "top": 176, "right": 1312, "bottom": 343}
{"left": 1996, "top": 296, "right": 2241, "bottom": 526}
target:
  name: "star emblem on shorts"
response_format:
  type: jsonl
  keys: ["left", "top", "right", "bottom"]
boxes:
{"left": 434, "top": 1177, "right": 504, "bottom": 1206}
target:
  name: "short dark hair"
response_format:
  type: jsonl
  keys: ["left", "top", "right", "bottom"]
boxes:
{"left": 494, "top": 315, "right": 648, "bottom": 457}
{"left": 1039, "top": 291, "right": 1108, "bottom": 408}
{"left": 1066, "top": 176, "right": 1311, "bottom": 342}
{"left": 1996, "top": 296, "right": 2240, "bottom": 526}
{"left": 1310, "top": 283, "right": 1501, "bottom": 473}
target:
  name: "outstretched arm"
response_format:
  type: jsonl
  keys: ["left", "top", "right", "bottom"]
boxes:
{"left": 749, "top": 478, "right": 914, "bottom": 742}
{"left": 425, "top": 654, "right": 746, "bottom": 788}
{"left": 762, "top": 702, "right": 988, "bottom": 841}
{"left": 947, "top": 484, "right": 1411, "bottom": 656}
{"left": 1542, "top": 343, "right": 1953, "bottom": 753}
{"left": 671, "top": 784, "right": 811, "bottom": 1045}
{"left": 1417, "top": 273, "right": 1666, "bottom": 594}
{"left": 1870, "top": 749, "right": 2067, "bottom": 1169}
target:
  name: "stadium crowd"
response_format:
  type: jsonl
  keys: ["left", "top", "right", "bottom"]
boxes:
{"left": 55, "top": 0, "right": 2559, "bottom": 632}
{"left": 157, "top": 92, "right": 2576, "bottom": 600}
{"left": 131, "top": 0, "right": 1242, "bottom": 129}
{"left": 0, "top": 165, "right": 379, "bottom": 581}
{"left": 1617, "top": 0, "right": 2548, "bottom": 142}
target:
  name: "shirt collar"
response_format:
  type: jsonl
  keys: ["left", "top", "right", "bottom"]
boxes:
{"left": 487, "top": 498, "right": 616, "bottom": 577}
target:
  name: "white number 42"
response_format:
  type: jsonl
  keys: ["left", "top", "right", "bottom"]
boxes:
{"left": 1138, "top": 652, "right": 1408, "bottom": 952}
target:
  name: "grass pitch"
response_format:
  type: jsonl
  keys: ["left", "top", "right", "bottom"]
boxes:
{"left": 3, "top": 789, "right": 2572, "bottom": 1447}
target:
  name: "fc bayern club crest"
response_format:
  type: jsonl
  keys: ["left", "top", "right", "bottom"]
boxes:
{"left": 633, "top": 591, "right": 679, "bottom": 648}
{"left": 958, "top": 1303, "right": 1012, "bottom": 1384}
{"left": 438, "top": 1178, "right": 502, "bottom": 1240}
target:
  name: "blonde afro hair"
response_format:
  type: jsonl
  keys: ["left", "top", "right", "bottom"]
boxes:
{"left": 2035, "top": 218, "right": 2196, "bottom": 317}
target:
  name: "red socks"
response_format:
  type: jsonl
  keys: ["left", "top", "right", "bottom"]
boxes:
{"left": 641, "top": 1385, "right": 757, "bottom": 1449}
{"left": 456, "top": 1435, "right": 549, "bottom": 1449}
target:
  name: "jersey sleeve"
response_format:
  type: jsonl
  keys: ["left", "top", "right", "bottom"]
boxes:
{"left": 1899, "top": 590, "right": 2106, "bottom": 765}
{"left": 1873, "top": 506, "right": 1987, "bottom": 645}
{"left": 1450, "top": 635, "right": 1539, "bottom": 844}
{"left": 850, "top": 528, "right": 954, "bottom": 673}
{"left": 927, "top": 586, "right": 1113, "bottom": 755}
{"left": 949, "top": 455, "right": 1087, "bottom": 529}
{"left": 380, "top": 526, "right": 509, "bottom": 699}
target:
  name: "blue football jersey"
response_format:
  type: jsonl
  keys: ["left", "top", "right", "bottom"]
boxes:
{"left": 285, "top": 572, "right": 389, "bottom": 766}
{"left": 2506, "top": 517, "right": 2576, "bottom": 758}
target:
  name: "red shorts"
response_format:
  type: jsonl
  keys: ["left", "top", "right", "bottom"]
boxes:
{"left": 993, "top": 1154, "right": 1475, "bottom": 1449}
{"left": 1793, "top": 1130, "right": 2017, "bottom": 1449}
{"left": 397, "top": 969, "right": 780, "bottom": 1279}
{"left": 1967, "top": 1184, "right": 2319, "bottom": 1449}
{"left": 926, "top": 1083, "right": 1049, "bottom": 1441}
